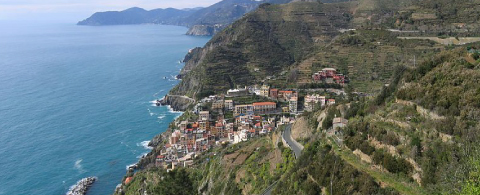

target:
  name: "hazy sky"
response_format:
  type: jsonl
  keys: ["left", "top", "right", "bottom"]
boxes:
{"left": 0, "top": 0, "right": 220, "bottom": 21}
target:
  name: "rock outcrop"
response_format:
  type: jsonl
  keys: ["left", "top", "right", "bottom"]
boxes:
{"left": 186, "top": 24, "right": 224, "bottom": 36}
{"left": 66, "top": 177, "right": 97, "bottom": 195}
{"left": 159, "top": 95, "right": 195, "bottom": 111}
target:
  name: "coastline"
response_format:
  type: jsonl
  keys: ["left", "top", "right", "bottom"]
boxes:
{"left": 114, "top": 53, "right": 197, "bottom": 193}
{"left": 114, "top": 101, "right": 187, "bottom": 194}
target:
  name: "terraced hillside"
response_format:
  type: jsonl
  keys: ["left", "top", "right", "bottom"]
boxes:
{"left": 304, "top": 30, "right": 444, "bottom": 93}
{"left": 173, "top": 0, "right": 480, "bottom": 99}
{"left": 272, "top": 46, "right": 480, "bottom": 194}
{"left": 172, "top": 2, "right": 356, "bottom": 98}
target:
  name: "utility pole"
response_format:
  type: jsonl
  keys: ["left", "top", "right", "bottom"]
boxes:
{"left": 414, "top": 55, "right": 416, "bottom": 67}
{"left": 331, "top": 158, "right": 337, "bottom": 195}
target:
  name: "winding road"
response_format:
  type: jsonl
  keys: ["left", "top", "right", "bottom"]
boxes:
{"left": 261, "top": 124, "right": 304, "bottom": 195}
{"left": 283, "top": 124, "right": 303, "bottom": 159}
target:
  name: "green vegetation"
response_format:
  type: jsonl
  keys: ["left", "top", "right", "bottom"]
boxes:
{"left": 273, "top": 140, "right": 400, "bottom": 195}
{"left": 322, "top": 107, "right": 341, "bottom": 130}
{"left": 116, "top": 0, "right": 480, "bottom": 194}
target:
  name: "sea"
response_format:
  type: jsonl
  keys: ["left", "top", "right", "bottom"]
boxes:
{"left": 0, "top": 21, "right": 210, "bottom": 195}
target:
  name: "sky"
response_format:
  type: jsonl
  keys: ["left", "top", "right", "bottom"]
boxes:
{"left": 0, "top": 0, "right": 220, "bottom": 22}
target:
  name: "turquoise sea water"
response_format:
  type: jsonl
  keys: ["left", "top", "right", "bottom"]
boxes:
{"left": 0, "top": 22, "right": 209, "bottom": 195}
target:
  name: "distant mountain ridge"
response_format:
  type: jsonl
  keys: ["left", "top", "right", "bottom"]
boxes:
{"left": 77, "top": 7, "right": 194, "bottom": 26}
{"left": 78, "top": 0, "right": 294, "bottom": 35}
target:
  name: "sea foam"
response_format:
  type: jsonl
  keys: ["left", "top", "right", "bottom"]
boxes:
{"left": 74, "top": 159, "right": 86, "bottom": 173}
{"left": 126, "top": 163, "right": 137, "bottom": 170}
{"left": 137, "top": 141, "right": 153, "bottom": 150}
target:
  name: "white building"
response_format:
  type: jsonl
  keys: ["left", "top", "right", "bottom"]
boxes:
{"left": 199, "top": 111, "right": 209, "bottom": 121}
{"left": 289, "top": 96, "right": 298, "bottom": 114}
{"left": 304, "top": 94, "right": 326, "bottom": 112}
{"left": 260, "top": 84, "right": 270, "bottom": 97}
{"left": 233, "top": 130, "right": 249, "bottom": 144}
{"left": 227, "top": 87, "right": 249, "bottom": 97}
{"left": 333, "top": 117, "right": 348, "bottom": 129}
{"left": 224, "top": 100, "right": 234, "bottom": 111}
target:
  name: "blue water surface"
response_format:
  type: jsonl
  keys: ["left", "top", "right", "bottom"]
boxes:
{"left": 0, "top": 22, "right": 209, "bottom": 195}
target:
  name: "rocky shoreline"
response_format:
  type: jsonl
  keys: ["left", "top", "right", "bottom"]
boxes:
{"left": 186, "top": 24, "right": 224, "bottom": 36}
{"left": 158, "top": 95, "right": 195, "bottom": 111}
{"left": 67, "top": 177, "right": 97, "bottom": 195}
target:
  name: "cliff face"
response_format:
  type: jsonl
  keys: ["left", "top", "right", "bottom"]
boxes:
{"left": 159, "top": 95, "right": 195, "bottom": 111}
{"left": 185, "top": 25, "right": 224, "bottom": 36}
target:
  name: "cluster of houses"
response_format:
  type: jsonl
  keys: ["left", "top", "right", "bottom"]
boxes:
{"left": 304, "top": 94, "right": 336, "bottom": 112}
{"left": 228, "top": 84, "right": 300, "bottom": 114}
{"left": 312, "top": 68, "right": 348, "bottom": 85}
{"left": 154, "top": 82, "right": 344, "bottom": 171}
{"left": 155, "top": 95, "right": 296, "bottom": 171}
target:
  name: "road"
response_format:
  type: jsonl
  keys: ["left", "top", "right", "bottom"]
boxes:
{"left": 283, "top": 124, "right": 303, "bottom": 159}
{"left": 261, "top": 125, "right": 304, "bottom": 195}
{"left": 261, "top": 181, "right": 278, "bottom": 195}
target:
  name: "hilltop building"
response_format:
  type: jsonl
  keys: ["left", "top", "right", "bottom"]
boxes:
{"left": 312, "top": 68, "right": 348, "bottom": 85}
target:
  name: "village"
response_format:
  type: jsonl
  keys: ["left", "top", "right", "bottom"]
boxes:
{"left": 151, "top": 68, "right": 349, "bottom": 172}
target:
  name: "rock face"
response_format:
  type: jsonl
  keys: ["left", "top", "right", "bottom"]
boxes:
{"left": 186, "top": 25, "right": 224, "bottom": 36}
{"left": 66, "top": 177, "right": 97, "bottom": 195}
{"left": 159, "top": 95, "right": 195, "bottom": 111}
{"left": 291, "top": 117, "right": 313, "bottom": 141}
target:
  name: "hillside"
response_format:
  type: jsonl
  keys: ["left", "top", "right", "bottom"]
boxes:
{"left": 77, "top": 7, "right": 195, "bottom": 26}
{"left": 78, "top": 0, "right": 294, "bottom": 35}
{"left": 110, "top": 1, "right": 480, "bottom": 195}
{"left": 173, "top": 2, "right": 356, "bottom": 98}
{"left": 114, "top": 46, "right": 480, "bottom": 195}
{"left": 173, "top": 0, "right": 480, "bottom": 98}
{"left": 268, "top": 46, "right": 480, "bottom": 194}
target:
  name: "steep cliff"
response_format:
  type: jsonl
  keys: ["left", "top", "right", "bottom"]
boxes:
{"left": 159, "top": 95, "right": 195, "bottom": 111}
{"left": 185, "top": 25, "right": 224, "bottom": 36}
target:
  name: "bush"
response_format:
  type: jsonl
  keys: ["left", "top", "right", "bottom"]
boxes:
{"left": 373, "top": 150, "right": 413, "bottom": 175}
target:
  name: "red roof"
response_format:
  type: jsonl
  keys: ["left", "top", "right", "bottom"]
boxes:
{"left": 253, "top": 102, "right": 276, "bottom": 106}
{"left": 255, "top": 123, "right": 261, "bottom": 127}
{"left": 125, "top": 177, "right": 133, "bottom": 185}
{"left": 157, "top": 155, "right": 164, "bottom": 159}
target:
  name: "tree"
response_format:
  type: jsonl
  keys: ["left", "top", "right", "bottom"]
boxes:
{"left": 153, "top": 169, "right": 196, "bottom": 195}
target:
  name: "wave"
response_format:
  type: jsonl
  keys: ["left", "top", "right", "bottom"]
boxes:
{"left": 157, "top": 115, "right": 166, "bottom": 120}
{"left": 166, "top": 105, "right": 184, "bottom": 114}
{"left": 137, "top": 141, "right": 152, "bottom": 150}
{"left": 126, "top": 163, "right": 137, "bottom": 170}
{"left": 152, "top": 90, "right": 165, "bottom": 97}
{"left": 136, "top": 152, "right": 148, "bottom": 159}
{"left": 147, "top": 108, "right": 156, "bottom": 116}
{"left": 74, "top": 159, "right": 86, "bottom": 173}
